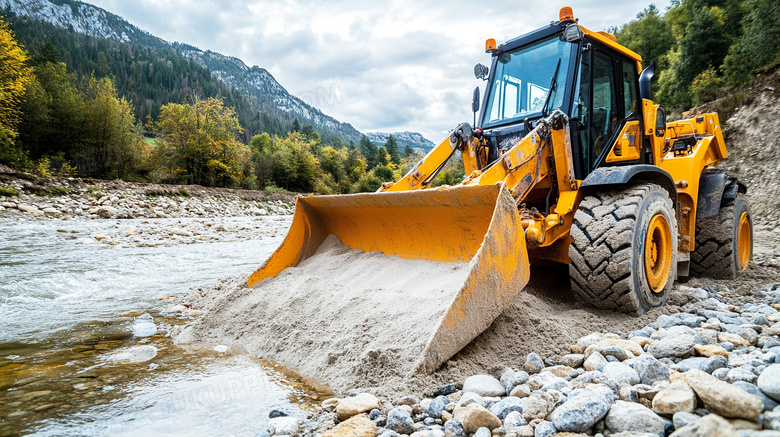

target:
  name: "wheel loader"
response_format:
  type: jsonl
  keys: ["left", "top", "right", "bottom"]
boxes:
{"left": 248, "top": 7, "right": 753, "bottom": 374}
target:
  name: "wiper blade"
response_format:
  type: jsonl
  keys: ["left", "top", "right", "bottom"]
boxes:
{"left": 541, "top": 58, "right": 562, "bottom": 117}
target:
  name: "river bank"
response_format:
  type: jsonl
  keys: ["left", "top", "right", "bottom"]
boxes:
{"left": 0, "top": 165, "right": 295, "bottom": 222}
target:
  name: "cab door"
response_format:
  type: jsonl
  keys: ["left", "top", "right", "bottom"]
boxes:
{"left": 570, "top": 42, "right": 643, "bottom": 178}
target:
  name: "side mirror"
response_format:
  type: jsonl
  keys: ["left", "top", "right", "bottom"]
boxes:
{"left": 472, "top": 87, "right": 480, "bottom": 113}
{"left": 474, "top": 63, "right": 489, "bottom": 80}
{"left": 655, "top": 106, "right": 666, "bottom": 137}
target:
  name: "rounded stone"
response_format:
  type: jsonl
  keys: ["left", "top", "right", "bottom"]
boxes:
{"left": 758, "top": 364, "right": 780, "bottom": 402}
{"left": 462, "top": 375, "right": 505, "bottom": 397}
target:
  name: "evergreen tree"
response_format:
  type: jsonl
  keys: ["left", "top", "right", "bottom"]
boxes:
{"left": 359, "top": 135, "right": 377, "bottom": 167}
{"left": 384, "top": 135, "right": 401, "bottom": 165}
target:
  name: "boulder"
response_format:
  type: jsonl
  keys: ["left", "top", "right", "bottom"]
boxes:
{"left": 386, "top": 408, "right": 415, "bottom": 435}
{"left": 757, "top": 364, "right": 780, "bottom": 402}
{"left": 631, "top": 354, "right": 671, "bottom": 385}
{"left": 685, "top": 369, "right": 762, "bottom": 420}
{"left": 489, "top": 396, "right": 524, "bottom": 421}
{"left": 601, "top": 362, "right": 640, "bottom": 385}
{"left": 323, "top": 414, "right": 377, "bottom": 437}
{"left": 584, "top": 351, "right": 607, "bottom": 372}
{"left": 647, "top": 336, "right": 695, "bottom": 358}
{"left": 669, "top": 413, "right": 737, "bottom": 437}
{"left": 522, "top": 391, "right": 554, "bottom": 422}
{"left": 559, "top": 354, "right": 586, "bottom": 369}
{"left": 456, "top": 392, "right": 486, "bottom": 408}
{"left": 463, "top": 375, "right": 506, "bottom": 397}
{"left": 733, "top": 380, "right": 779, "bottom": 411}
{"left": 652, "top": 381, "right": 695, "bottom": 415}
{"left": 269, "top": 416, "right": 299, "bottom": 435}
{"left": 549, "top": 384, "right": 614, "bottom": 432}
{"left": 605, "top": 400, "right": 666, "bottom": 435}
{"left": 337, "top": 394, "right": 382, "bottom": 420}
{"left": 524, "top": 353, "right": 545, "bottom": 374}
{"left": 452, "top": 403, "right": 502, "bottom": 434}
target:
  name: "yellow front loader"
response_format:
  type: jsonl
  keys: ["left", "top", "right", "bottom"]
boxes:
{"left": 249, "top": 7, "right": 752, "bottom": 374}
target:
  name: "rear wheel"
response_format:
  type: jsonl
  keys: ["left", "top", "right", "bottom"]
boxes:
{"left": 690, "top": 193, "right": 752, "bottom": 279}
{"left": 569, "top": 183, "right": 677, "bottom": 314}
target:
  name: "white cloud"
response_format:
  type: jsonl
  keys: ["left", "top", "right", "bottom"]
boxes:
{"left": 85, "top": 0, "right": 670, "bottom": 141}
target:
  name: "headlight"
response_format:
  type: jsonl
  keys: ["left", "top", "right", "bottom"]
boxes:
{"left": 564, "top": 24, "right": 584, "bottom": 42}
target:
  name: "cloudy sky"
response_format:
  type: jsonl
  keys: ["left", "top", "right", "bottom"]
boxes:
{"left": 86, "top": 0, "right": 670, "bottom": 141}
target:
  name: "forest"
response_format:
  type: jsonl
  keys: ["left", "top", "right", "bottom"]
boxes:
{"left": 614, "top": 0, "right": 780, "bottom": 111}
{"left": 1, "top": 0, "right": 779, "bottom": 193}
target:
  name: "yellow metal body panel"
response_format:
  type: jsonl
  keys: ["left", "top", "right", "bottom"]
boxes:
{"left": 248, "top": 183, "right": 531, "bottom": 373}
{"left": 580, "top": 25, "right": 642, "bottom": 62}
{"left": 606, "top": 121, "right": 642, "bottom": 163}
{"left": 657, "top": 112, "right": 727, "bottom": 254}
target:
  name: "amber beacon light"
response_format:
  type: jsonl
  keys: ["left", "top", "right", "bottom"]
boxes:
{"left": 559, "top": 6, "right": 574, "bottom": 21}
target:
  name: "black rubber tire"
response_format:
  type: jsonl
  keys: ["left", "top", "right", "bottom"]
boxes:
{"left": 569, "top": 183, "right": 677, "bottom": 314}
{"left": 690, "top": 193, "right": 752, "bottom": 279}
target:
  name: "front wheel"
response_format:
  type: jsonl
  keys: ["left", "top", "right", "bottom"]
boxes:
{"left": 691, "top": 193, "right": 752, "bottom": 279}
{"left": 569, "top": 183, "right": 677, "bottom": 314}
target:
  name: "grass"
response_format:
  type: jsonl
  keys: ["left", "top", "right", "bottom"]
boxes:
{"left": 85, "top": 187, "right": 106, "bottom": 199}
{"left": 47, "top": 186, "right": 74, "bottom": 196}
{"left": 146, "top": 187, "right": 191, "bottom": 197}
{"left": 263, "top": 185, "right": 288, "bottom": 196}
{"left": 0, "top": 186, "right": 19, "bottom": 197}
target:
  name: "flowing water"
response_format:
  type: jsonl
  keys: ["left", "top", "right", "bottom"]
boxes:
{"left": 0, "top": 217, "right": 331, "bottom": 437}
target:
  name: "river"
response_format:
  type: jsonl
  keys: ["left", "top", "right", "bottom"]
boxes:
{"left": 0, "top": 217, "right": 330, "bottom": 437}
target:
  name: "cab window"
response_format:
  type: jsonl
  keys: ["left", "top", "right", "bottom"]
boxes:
{"left": 622, "top": 60, "right": 639, "bottom": 118}
{"left": 588, "top": 52, "right": 619, "bottom": 168}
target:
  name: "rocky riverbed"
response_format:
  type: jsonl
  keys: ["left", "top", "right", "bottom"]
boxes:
{"left": 0, "top": 169, "right": 295, "bottom": 247}
{"left": 0, "top": 168, "right": 294, "bottom": 222}
{"left": 293, "top": 275, "right": 780, "bottom": 437}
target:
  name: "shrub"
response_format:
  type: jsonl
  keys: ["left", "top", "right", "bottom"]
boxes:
{"left": 0, "top": 186, "right": 19, "bottom": 196}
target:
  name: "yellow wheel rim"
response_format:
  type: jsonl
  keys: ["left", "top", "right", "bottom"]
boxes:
{"left": 737, "top": 211, "right": 751, "bottom": 270}
{"left": 644, "top": 214, "right": 672, "bottom": 293}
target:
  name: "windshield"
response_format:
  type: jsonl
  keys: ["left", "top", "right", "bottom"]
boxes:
{"left": 482, "top": 35, "right": 573, "bottom": 128}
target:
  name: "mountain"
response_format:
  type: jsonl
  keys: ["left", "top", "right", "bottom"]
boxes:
{"left": 0, "top": 0, "right": 361, "bottom": 143}
{"left": 174, "top": 47, "right": 360, "bottom": 142}
{"left": 366, "top": 131, "right": 437, "bottom": 153}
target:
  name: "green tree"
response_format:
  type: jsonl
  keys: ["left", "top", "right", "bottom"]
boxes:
{"left": 723, "top": 0, "right": 780, "bottom": 85}
{"left": 82, "top": 76, "right": 143, "bottom": 177}
{"left": 291, "top": 118, "right": 301, "bottom": 132}
{"left": 154, "top": 97, "right": 244, "bottom": 186}
{"left": 403, "top": 145, "right": 414, "bottom": 157}
{"left": 0, "top": 18, "right": 33, "bottom": 159}
{"left": 267, "top": 132, "right": 319, "bottom": 192}
{"left": 18, "top": 62, "right": 85, "bottom": 159}
{"left": 320, "top": 146, "right": 346, "bottom": 183}
{"left": 384, "top": 135, "right": 401, "bottom": 165}
{"left": 248, "top": 132, "right": 272, "bottom": 188}
{"left": 359, "top": 135, "right": 377, "bottom": 167}
{"left": 615, "top": 5, "right": 675, "bottom": 72}
{"left": 345, "top": 147, "right": 367, "bottom": 182}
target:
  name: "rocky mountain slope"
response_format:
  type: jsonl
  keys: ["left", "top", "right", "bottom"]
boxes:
{"left": 0, "top": 0, "right": 365, "bottom": 142}
{"left": 366, "top": 131, "right": 438, "bottom": 153}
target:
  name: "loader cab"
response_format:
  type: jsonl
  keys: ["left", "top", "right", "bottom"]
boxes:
{"left": 478, "top": 17, "right": 646, "bottom": 180}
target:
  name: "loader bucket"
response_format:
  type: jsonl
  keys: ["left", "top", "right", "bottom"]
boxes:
{"left": 248, "top": 183, "right": 530, "bottom": 374}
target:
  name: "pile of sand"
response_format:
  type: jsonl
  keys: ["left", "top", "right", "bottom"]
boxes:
{"left": 175, "top": 235, "right": 673, "bottom": 396}
{"left": 174, "top": 234, "right": 471, "bottom": 392}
